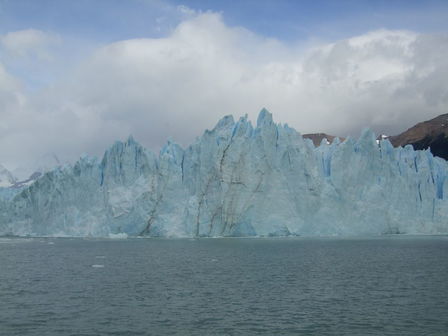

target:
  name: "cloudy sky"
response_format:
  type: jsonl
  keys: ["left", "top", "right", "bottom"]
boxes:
{"left": 1, "top": 0, "right": 448, "bottom": 177}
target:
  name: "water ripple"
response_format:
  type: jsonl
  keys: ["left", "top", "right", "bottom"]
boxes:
{"left": 0, "top": 237, "right": 447, "bottom": 335}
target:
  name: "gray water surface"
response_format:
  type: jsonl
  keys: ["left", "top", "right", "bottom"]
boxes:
{"left": 0, "top": 236, "right": 447, "bottom": 335}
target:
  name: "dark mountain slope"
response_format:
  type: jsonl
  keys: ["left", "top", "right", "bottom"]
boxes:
{"left": 389, "top": 113, "right": 448, "bottom": 160}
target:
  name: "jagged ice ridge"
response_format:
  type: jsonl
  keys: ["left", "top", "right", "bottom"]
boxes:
{"left": 1, "top": 109, "right": 448, "bottom": 237}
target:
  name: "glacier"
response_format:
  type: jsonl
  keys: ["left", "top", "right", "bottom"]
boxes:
{"left": 1, "top": 109, "right": 448, "bottom": 237}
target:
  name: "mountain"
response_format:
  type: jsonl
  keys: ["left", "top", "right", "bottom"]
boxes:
{"left": 0, "top": 165, "right": 17, "bottom": 188}
{"left": 305, "top": 114, "right": 448, "bottom": 162}
{"left": 302, "top": 133, "right": 343, "bottom": 146}
{"left": 389, "top": 113, "right": 448, "bottom": 160}
{"left": 11, "top": 172, "right": 43, "bottom": 189}
{"left": 0, "top": 153, "right": 61, "bottom": 192}
{"left": 1, "top": 109, "right": 448, "bottom": 237}
{"left": 0, "top": 169, "right": 42, "bottom": 202}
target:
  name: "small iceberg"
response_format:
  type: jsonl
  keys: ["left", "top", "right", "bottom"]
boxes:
{"left": 108, "top": 232, "right": 128, "bottom": 239}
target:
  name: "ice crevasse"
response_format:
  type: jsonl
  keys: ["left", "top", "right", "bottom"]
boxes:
{"left": 1, "top": 109, "right": 448, "bottom": 237}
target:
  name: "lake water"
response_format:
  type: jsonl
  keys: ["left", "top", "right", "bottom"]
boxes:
{"left": 0, "top": 236, "right": 447, "bottom": 335}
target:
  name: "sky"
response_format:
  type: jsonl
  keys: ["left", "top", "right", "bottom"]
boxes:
{"left": 1, "top": 0, "right": 448, "bottom": 177}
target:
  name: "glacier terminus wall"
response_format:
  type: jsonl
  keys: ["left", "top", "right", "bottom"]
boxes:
{"left": 1, "top": 109, "right": 448, "bottom": 237}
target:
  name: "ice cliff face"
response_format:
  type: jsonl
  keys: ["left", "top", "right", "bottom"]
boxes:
{"left": 1, "top": 109, "right": 448, "bottom": 237}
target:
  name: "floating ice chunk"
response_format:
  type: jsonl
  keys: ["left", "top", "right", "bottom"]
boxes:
{"left": 108, "top": 233, "right": 128, "bottom": 239}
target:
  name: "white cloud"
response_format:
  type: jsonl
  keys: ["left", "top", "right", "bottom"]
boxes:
{"left": 1, "top": 13, "right": 448, "bottom": 176}
{"left": 0, "top": 63, "right": 25, "bottom": 109}
{"left": 176, "top": 4, "right": 196, "bottom": 17}
{"left": 0, "top": 29, "right": 59, "bottom": 60}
